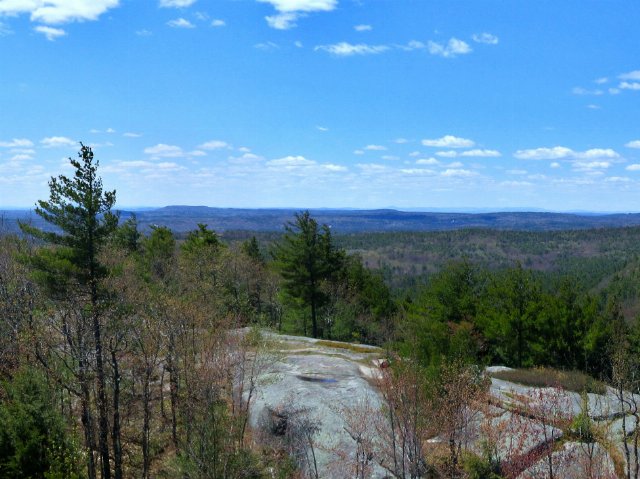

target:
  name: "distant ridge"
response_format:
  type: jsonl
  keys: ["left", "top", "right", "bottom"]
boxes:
{"left": 5, "top": 206, "right": 640, "bottom": 235}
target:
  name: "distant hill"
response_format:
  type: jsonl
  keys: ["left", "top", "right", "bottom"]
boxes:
{"left": 5, "top": 206, "right": 640, "bottom": 234}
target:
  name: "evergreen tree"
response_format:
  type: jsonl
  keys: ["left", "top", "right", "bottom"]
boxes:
{"left": 20, "top": 144, "right": 118, "bottom": 479}
{"left": 274, "top": 211, "right": 344, "bottom": 338}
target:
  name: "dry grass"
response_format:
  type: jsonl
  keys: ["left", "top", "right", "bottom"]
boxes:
{"left": 489, "top": 367, "right": 606, "bottom": 394}
{"left": 314, "top": 340, "right": 382, "bottom": 354}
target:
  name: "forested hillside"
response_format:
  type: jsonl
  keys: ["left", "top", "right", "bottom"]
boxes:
{"left": 2, "top": 147, "right": 640, "bottom": 478}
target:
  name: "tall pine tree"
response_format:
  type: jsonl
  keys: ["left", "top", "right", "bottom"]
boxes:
{"left": 20, "top": 144, "right": 118, "bottom": 479}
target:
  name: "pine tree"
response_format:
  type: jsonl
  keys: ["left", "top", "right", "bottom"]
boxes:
{"left": 20, "top": 143, "right": 118, "bottom": 479}
{"left": 274, "top": 211, "right": 344, "bottom": 338}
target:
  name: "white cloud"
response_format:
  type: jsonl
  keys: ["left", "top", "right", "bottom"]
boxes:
{"left": 396, "top": 40, "right": 426, "bottom": 51}
{"left": 572, "top": 161, "right": 611, "bottom": 171}
{"left": 144, "top": 143, "right": 184, "bottom": 157}
{"left": 10, "top": 153, "right": 32, "bottom": 162}
{"left": 595, "top": 77, "right": 609, "bottom": 84}
{"left": 123, "top": 132, "right": 142, "bottom": 138}
{"left": 356, "top": 163, "right": 388, "bottom": 173}
{"left": 353, "top": 149, "right": 364, "bottom": 155}
{"left": 619, "top": 70, "right": 640, "bottom": 81}
{"left": 408, "top": 151, "right": 420, "bottom": 157}
{"left": 323, "top": 163, "right": 347, "bottom": 171}
{"left": 157, "top": 161, "right": 184, "bottom": 170}
{"left": 422, "top": 135, "right": 475, "bottom": 148}
{"left": 315, "top": 42, "right": 389, "bottom": 56}
{"left": 259, "top": 0, "right": 336, "bottom": 29}
{"left": 1, "top": 0, "right": 119, "bottom": 25}
{"left": 0, "top": 138, "right": 34, "bottom": 148}
{"left": 211, "top": 18, "right": 225, "bottom": 27}
{"left": 471, "top": 32, "right": 498, "bottom": 45}
{"left": 167, "top": 18, "right": 194, "bottom": 28}
{"left": 265, "top": 12, "right": 300, "bottom": 29}
{"left": 501, "top": 180, "right": 533, "bottom": 187}
{"left": 381, "top": 155, "right": 399, "bottom": 161}
{"left": 427, "top": 38, "right": 471, "bottom": 58}
{"left": 199, "top": 140, "right": 230, "bottom": 150}
{"left": 364, "top": 144, "right": 387, "bottom": 151}
{"left": 228, "top": 152, "right": 261, "bottom": 164}
{"left": 316, "top": 126, "right": 328, "bottom": 132}
{"left": 393, "top": 138, "right": 408, "bottom": 144}
{"left": 447, "top": 161, "right": 464, "bottom": 168}
{"left": 294, "top": 40, "right": 303, "bottom": 48}
{"left": 264, "top": 155, "right": 345, "bottom": 173}
{"left": 626, "top": 140, "right": 640, "bottom": 149}
{"left": 435, "top": 150, "right": 458, "bottom": 158}
{"left": 40, "top": 136, "right": 75, "bottom": 148}
{"left": 238, "top": 146, "right": 251, "bottom": 153}
{"left": 254, "top": 41, "right": 279, "bottom": 51}
{"left": 416, "top": 157, "right": 439, "bottom": 165}
{"left": 401, "top": 168, "right": 436, "bottom": 175}
{"left": 514, "top": 146, "right": 619, "bottom": 160}
{"left": 605, "top": 176, "right": 631, "bottom": 183}
{"left": 257, "top": 0, "right": 336, "bottom": 13}
{"left": 136, "top": 29, "right": 152, "bottom": 36}
{"left": 572, "top": 87, "right": 603, "bottom": 96}
{"left": 267, "top": 155, "right": 315, "bottom": 167}
{"left": 34, "top": 25, "right": 66, "bottom": 40}
{"left": 506, "top": 169, "right": 527, "bottom": 175}
{"left": 586, "top": 104, "right": 600, "bottom": 110}
{"left": 460, "top": 149, "right": 501, "bottom": 157}
{"left": 354, "top": 24, "right": 371, "bottom": 32}
{"left": 441, "top": 168, "right": 476, "bottom": 177}
{"left": 626, "top": 164, "right": 640, "bottom": 171}
{"left": 115, "top": 160, "right": 151, "bottom": 168}
{"left": 160, "top": 0, "right": 196, "bottom": 7}
{"left": 620, "top": 81, "right": 640, "bottom": 91}
{"left": 106, "top": 127, "right": 115, "bottom": 133}
{"left": 550, "top": 162, "right": 561, "bottom": 168}
{"left": 609, "top": 88, "right": 620, "bottom": 95}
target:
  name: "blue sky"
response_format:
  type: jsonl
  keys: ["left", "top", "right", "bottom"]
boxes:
{"left": 1, "top": 0, "right": 640, "bottom": 211}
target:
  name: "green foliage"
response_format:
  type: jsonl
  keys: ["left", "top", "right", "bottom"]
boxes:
{"left": 140, "top": 225, "right": 176, "bottom": 281}
{"left": 111, "top": 215, "right": 140, "bottom": 253}
{"left": 181, "top": 223, "right": 223, "bottom": 257}
{"left": 0, "top": 368, "right": 82, "bottom": 479}
{"left": 177, "top": 399, "right": 265, "bottom": 479}
{"left": 273, "top": 211, "right": 345, "bottom": 338}
{"left": 463, "top": 453, "right": 504, "bottom": 479}
{"left": 19, "top": 144, "right": 118, "bottom": 298}
{"left": 405, "top": 260, "right": 485, "bottom": 366}
{"left": 242, "top": 236, "right": 264, "bottom": 264}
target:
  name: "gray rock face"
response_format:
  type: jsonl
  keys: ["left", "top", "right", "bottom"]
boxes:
{"left": 245, "top": 333, "right": 637, "bottom": 478}
{"left": 247, "top": 332, "right": 389, "bottom": 478}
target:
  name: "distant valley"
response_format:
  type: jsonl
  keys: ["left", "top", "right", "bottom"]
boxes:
{"left": 5, "top": 205, "right": 640, "bottom": 235}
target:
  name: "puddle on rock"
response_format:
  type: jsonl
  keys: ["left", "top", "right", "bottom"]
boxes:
{"left": 297, "top": 374, "right": 338, "bottom": 384}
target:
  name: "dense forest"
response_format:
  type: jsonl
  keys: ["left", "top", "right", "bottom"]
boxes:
{"left": 2, "top": 146, "right": 640, "bottom": 478}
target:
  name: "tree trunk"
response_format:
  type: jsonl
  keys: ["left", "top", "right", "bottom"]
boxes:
{"left": 142, "top": 366, "right": 152, "bottom": 479}
{"left": 93, "top": 310, "right": 111, "bottom": 479}
{"left": 80, "top": 368, "right": 97, "bottom": 479}
{"left": 311, "top": 299, "right": 318, "bottom": 338}
{"left": 110, "top": 348, "right": 123, "bottom": 479}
